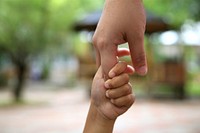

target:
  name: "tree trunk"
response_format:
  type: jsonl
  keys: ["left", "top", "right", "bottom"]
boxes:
{"left": 13, "top": 62, "right": 26, "bottom": 102}
{"left": 0, "top": 47, "right": 28, "bottom": 102}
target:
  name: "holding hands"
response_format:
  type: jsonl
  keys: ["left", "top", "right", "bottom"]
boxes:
{"left": 93, "top": 0, "right": 147, "bottom": 78}
{"left": 84, "top": 61, "right": 135, "bottom": 133}
{"left": 84, "top": 0, "right": 147, "bottom": 131}
{"left": 91, "top": 61, "right": 135, "bottom": 120}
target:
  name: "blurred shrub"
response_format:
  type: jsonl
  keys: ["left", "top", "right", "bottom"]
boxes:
{"left": 0, "top": 74, "right": 7, "bottom": 87}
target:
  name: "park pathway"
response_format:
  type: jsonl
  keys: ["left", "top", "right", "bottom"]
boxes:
{"left": 0, "top": 84, "right": 200, "bottom": 133}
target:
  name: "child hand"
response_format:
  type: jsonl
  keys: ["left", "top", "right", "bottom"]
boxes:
{"left": 91, "top": 61, "right": 135, "bottom": 120}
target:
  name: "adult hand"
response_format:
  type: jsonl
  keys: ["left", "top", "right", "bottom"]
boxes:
{"left": 93, "top": 0, "right": 147, "bottom": 78}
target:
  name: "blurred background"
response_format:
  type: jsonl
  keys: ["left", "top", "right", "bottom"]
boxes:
{"left": 0, "top": 0, "right": 200, "bottom": 133}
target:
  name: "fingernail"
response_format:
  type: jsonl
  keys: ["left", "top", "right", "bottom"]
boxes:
{"left": 109, "top": 71, "right": 115, "bottom": 78}
{"left": 104, "top": 82, "right": 110, "bottom": 88}
{"left": 106, "top": 91, "right": 109, "bottom": 98}
{"left": 137, "top": 66, "right": 147, "bottom": 76}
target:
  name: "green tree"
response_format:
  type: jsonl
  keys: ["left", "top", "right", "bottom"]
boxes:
{"left": 0, "top": 0, "right": 103, "bottom": 102}
{"left": 144, "top": 0, "right": 200, "bottom": 27}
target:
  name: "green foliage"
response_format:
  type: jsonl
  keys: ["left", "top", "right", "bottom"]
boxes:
{"left": 189, "top": 0, "right": 200, "bottom": 20}
{"left": 186, "top": 78, "right": 200, "bottom": 97}
{"left": 143, "top": 0, "right": 200, "bottom": 27}
{"left": 0, "top": 74, "right": 7, "bottom": 87}
{"left": 0, "top": 0, "right": 48, "bottom": 55}
{"left": 0, "top": 0, "right": 103, "bottom": 58}
{"left": 0, "top": 0, "right": 104, "bottom": 101}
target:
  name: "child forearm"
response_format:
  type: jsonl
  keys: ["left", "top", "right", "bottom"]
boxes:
{"left": 83, "top": 103, "right": 116, "bottom": 133}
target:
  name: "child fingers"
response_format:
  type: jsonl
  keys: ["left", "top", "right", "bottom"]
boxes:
{"left": 106, "top": 83, "right": 132, "bottom": 99}
{"left": 125, "top": 65, "right": 135, "bottom": 75}
{"left": 108, "top": 61, "right": 127, "bottom": 78}
{"left": 104, "top": 73, "right": 129, "bottom": 88}
{"left": 111, "top": 94, "right": 135, "bottom": 107}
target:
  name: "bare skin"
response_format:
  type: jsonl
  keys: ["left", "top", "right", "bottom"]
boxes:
{"left": 93, "top": 0, "right": 147, "bottom": 79}
{"left": 83, "top": 62, "right": 135, "bottom": 133}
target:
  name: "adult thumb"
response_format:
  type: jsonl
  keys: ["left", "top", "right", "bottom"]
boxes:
{"left": 127, "top": 34, "right": 147, "bottom": 76}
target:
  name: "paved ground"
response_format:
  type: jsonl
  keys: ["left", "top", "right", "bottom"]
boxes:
{"left": 0, "top": 83, "right": 200, "bottom": 133}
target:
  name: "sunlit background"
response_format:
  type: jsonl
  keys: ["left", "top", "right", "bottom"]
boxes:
{"left": 0, "top": 0, "right": 200, "bottom": 133}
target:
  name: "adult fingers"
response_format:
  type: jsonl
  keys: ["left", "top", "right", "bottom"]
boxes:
{"left": 116, "top": 48, "right": 135, "bottom": 75}
{"left": 126, "top": 2, "right": 147, "bottom": 76}
{"left": 127, "top": 32, "right": 147, "bottom": 76}
{"left": 93, "top": 35, "right": 118, "bottom": 79}
{"left": 117, "top": 48, "right": 130, "bottom": 57}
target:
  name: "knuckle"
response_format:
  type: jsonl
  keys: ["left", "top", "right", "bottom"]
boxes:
{"left": 135, "top": 52, "right": 146, "bottom": 63}
{"left": 124, "top": 84, "right": 131, "bottom": 94}
{"left": 108, "top": 90, "right": 114, "bottom": 98}
{"left": 109, "top": 81, "right": 114, "bottom": 88}
{"left": 92, "top": 37, "right": 109, "bottom": 51}
{"left": 112, "top": 66, "right": 119, "bottom": 74}
{"left": 123, "top": 73, "right": 129, "bottom": 83}
{"left": 106, "top": 79, "right": 114, "bottom": 88}
{"left": 92, "top": 35, "right": 97, "bottom": 46}
{"left": 134, "top": 52, "right": 146, "bottom": 68}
